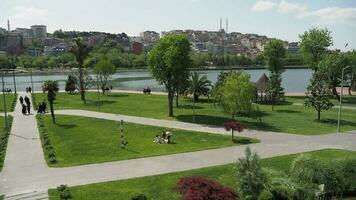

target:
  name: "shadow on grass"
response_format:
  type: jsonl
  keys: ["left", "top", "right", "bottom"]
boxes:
{"left": 123, "top": 148, "right": 140, "bottom": 154}
{"left": 319, "top": 118, "right": 356, "bottom": 126}
{"left": 257, "top": 101, "right": 294, "bottom": 106}
{"left": 86, "top": 100, "right": 117, "bottom": 106}
{"left": 233, "top": 138, "right": 254, "bottom": 144}
{"left": 275, "top": 110, "right": 301, "bottom": 114}
{"left": 105, "top": 94, "right": 129, "bottom": 98}
{"left": 178, "top": 104, "right": 203, "bottom": 110}
{"left": 176, "top": 114, "right": 281, "bottom": 132}
{"left": 56, "top": 123, "right": 78, "bottom": 129}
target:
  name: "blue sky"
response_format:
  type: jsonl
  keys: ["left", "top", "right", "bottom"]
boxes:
{"left": 1, "top": 0, "right": 356, "bottom": 50}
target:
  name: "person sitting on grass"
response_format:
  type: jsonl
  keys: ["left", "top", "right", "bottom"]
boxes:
{"left": 153, "top": 135, "right": 161, "bottom": 144}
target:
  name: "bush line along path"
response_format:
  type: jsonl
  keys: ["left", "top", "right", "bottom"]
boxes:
{"left": 0, "top": 91, "right": 355, "bottom": 197}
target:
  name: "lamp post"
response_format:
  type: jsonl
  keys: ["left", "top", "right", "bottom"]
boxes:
{"left": 1, "top": 65, "right": 8, "bottom": 128}
{"left": 11, "top": 56, "right": 17, "bottom": 94}
{"left": 97, "top": 74, "right": 100, "bottom": 111}
{"left": 337, "top": 66, "right": 351, "bottom": 132}
{"left": 30, "top": 68, "right": 34, "bottom": 93}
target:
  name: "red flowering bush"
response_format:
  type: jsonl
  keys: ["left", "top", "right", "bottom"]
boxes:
{"left": 175, "top": 176, "right": 239, "bottom": 200}
{"left": 224, "top": 121, "right": 243, "bottom": 132}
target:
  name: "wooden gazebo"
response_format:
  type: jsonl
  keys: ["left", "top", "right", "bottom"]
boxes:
{"left": 254, "top": 73, "right": 270, "bottom": 102}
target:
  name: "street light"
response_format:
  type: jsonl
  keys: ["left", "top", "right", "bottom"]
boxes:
{"left": 1, "top": 65, "right": 8, "bottom": 128}
{"left": 337, "top": 65, "right": 351, "bottom": 132}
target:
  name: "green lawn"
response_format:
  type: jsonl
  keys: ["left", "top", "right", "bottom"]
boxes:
{"left": 286, "top": 96, "right": 356, "bottom": 107}
{"left": 48, "top": 149, "right": 356, "bottom": 200}
{"left": 34, "top": 92, "right": 356, "bottom": 135}
{"left": 40, "top": 115, "right": 258, "bottom": 167}
{"left": 0, "top": 94, "right": 17, "bottom": 112}
{"left": 0, "top": 116, "right": 12, "bottom": 171}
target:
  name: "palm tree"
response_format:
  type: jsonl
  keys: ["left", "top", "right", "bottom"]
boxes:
{"left": 188, "top": 72, "right": 211, "bottom": 122}
{"left": 43, "top": 80, "right": 59, "bottom": 124}
{"left": 70, "top": 38, "right": 90, "bottom": 104}
{"left": 188, "top": 72, "right": 211, "bottom": 102}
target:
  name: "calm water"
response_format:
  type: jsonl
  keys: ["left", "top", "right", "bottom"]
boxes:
{"left": 3, "top": 68, "right": 312, "bottom": 93}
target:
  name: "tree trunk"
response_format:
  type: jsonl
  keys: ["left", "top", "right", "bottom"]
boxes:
{"left": 49, "top": 100, "right": 56, "bottom": 124}
{"left": 194, "top": 93, "right": 199, "bottom": 102}
{"left": 231, "top": 114, "right": 235, "bottom": 140}
{"left": 168, "top": 89, "right": 174, "bottom": 117}
{"left": 176, "top": 88, "right": 179, "bottom": 108}
{"left": 317, "top": 110, "right": 321, "bottom": 121}
{"left": 193, "top": 98, "right": 196, "bottom": 123}
{"left": 332, "top": 86, "right": 340, "bottom": 100}
{"left": 79, "top": 67, "right": 86, "bottom": 104}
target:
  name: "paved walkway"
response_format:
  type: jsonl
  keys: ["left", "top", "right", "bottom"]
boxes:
{"left": 0, "top": 92, "right": 355, "bottom": 197}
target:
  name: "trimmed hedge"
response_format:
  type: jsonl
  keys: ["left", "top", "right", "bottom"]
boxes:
{"left": 0, "top": 116, "right": 14, "bottom": 171}
{"left": 36, "top": 115, "right": 57, "bottom": 164}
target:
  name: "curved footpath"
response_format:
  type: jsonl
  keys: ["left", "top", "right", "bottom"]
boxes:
{"left": 0, "top": 91, "right": 355, "bottom": 197}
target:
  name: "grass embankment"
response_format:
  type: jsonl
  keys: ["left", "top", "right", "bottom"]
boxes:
{"left": 39, "top": 115, "right": 258, "bottom": 167}
{"left": 34, "top": 92, "right": 356, "bottom": 135}
{"left": 48, "top": 149, "right": 356, "bottom": 200}
{"left": 0, "top": 116, "right": 14, "bottom": 171}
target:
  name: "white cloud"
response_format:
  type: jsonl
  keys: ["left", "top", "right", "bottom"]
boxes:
{"left": 5, "top": 6, "right": 48, "bottom": 28}
{"left": 305, "top": 7, "right": 356, "bottom": 25}
{"left": 277, "top": 0, "right": 307, "bottom": 14}
{"left": 252, "top": 1, "right": 277, "bottom": 12}
{"left": 252, "top": 0, "right": 356, "bottom": 26}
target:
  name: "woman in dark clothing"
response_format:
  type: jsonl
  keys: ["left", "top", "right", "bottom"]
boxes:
{"left": 19, "top": 96, "right": 24, "bottom": 104}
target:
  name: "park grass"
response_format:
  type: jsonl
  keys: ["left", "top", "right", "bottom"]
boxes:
{"left": 286, "top": 96, "right": 356, "bottom": 107}
{"left": 0, "top": 116, "right": 13, "bottom": 171}
{"left": 34, "top": 92, "right": 356, "bottom": 135}
{"left": 40, "top": 115, "right": 258, "bottom": 167}
{"left": 48, "top": 149, "right": 356, "bottom": 200}
{"left": 0, "top": 195, "right": 3, "bottom": 200}
{"left": 0, "top": 94, "right": 17, "bottom": 112}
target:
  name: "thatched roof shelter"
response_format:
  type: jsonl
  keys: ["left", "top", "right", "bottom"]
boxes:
{"left": 255, "top": 73, "right": 270, "bottom": 91}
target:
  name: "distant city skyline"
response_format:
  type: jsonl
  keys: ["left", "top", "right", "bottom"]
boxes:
{"left": 1, "top": 0, "right": 356, "bottom": 51}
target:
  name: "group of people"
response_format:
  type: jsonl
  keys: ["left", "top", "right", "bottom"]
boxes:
{"left": 143, "top": 87, "right": 151, "bottom": 94}
{"left": 2, "top": 88, "right": 12, "bottom": 93}
{"left": 154, "top": 131, "right": 172, "bottom": 144}
{"left": 19, "top": 96, "right": 31, "bottom": 115}
{"left": 37, "top": 101, "right": 47, "bottom": 114}
{"left": 25, "top": 86, "right": 32, "bottom": 93}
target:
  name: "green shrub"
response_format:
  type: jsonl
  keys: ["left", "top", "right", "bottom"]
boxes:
{"left": 270, "top": 185, "right": 294, "bottom": 200}
{"left": 57, "top": 185, "right": 72, "bottom": 200}
{"left": 258, "top": 190, "right": 273, "bottom": 200}
{"left": 290, "top": 154, "right": 323, "bottom": 184}
{"left": 237, "top": 147, "right": 266, "bottom": 200}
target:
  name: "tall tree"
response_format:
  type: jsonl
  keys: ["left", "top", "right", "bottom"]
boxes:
{"left": 299, "top": 28, "right": 333, "bottom": 72}
{"left": 319, "top": 53, "right": 348, "bottom": 99}
{"left": 94, "top": 59, "right": 116, "bottom": 94}
{"left": 304, "top": 72, "right": 333, "bottom": 121}
{"left": 263, "top": 39, "right": 286, "bottom": 111}
{"left": 43, "top": 80, "right": 59, "bottom": 124}
{"left": 148, "top": 34, "right": 191, "bottom": 117}
{"left": 218, "top": 71, "right": 255, "bottom": 120}
{"left": 70, "top": 38, "right": 91, "bottom": 104}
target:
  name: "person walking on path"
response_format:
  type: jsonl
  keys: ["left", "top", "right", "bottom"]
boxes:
{"left": 28, "top": 86, "right": 32, "bottom": 93}
{"left": 24, "top": 96, "right": 31, "bottom": 114}
{"left": 19, "top": 96, "right": 24, "bottom": 104}
{"left": 21, "top": 103, "right": 27, "bottom": 115}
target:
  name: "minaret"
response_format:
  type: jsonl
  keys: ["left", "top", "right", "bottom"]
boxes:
{"left": 226, "top": 18, "right": 228, "bottom": 33}
{"left": 220, "top": 17, "right": 222, "bottom": 31}
{"left": 7, "top": 19, "right": 10, "bottom": 31}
